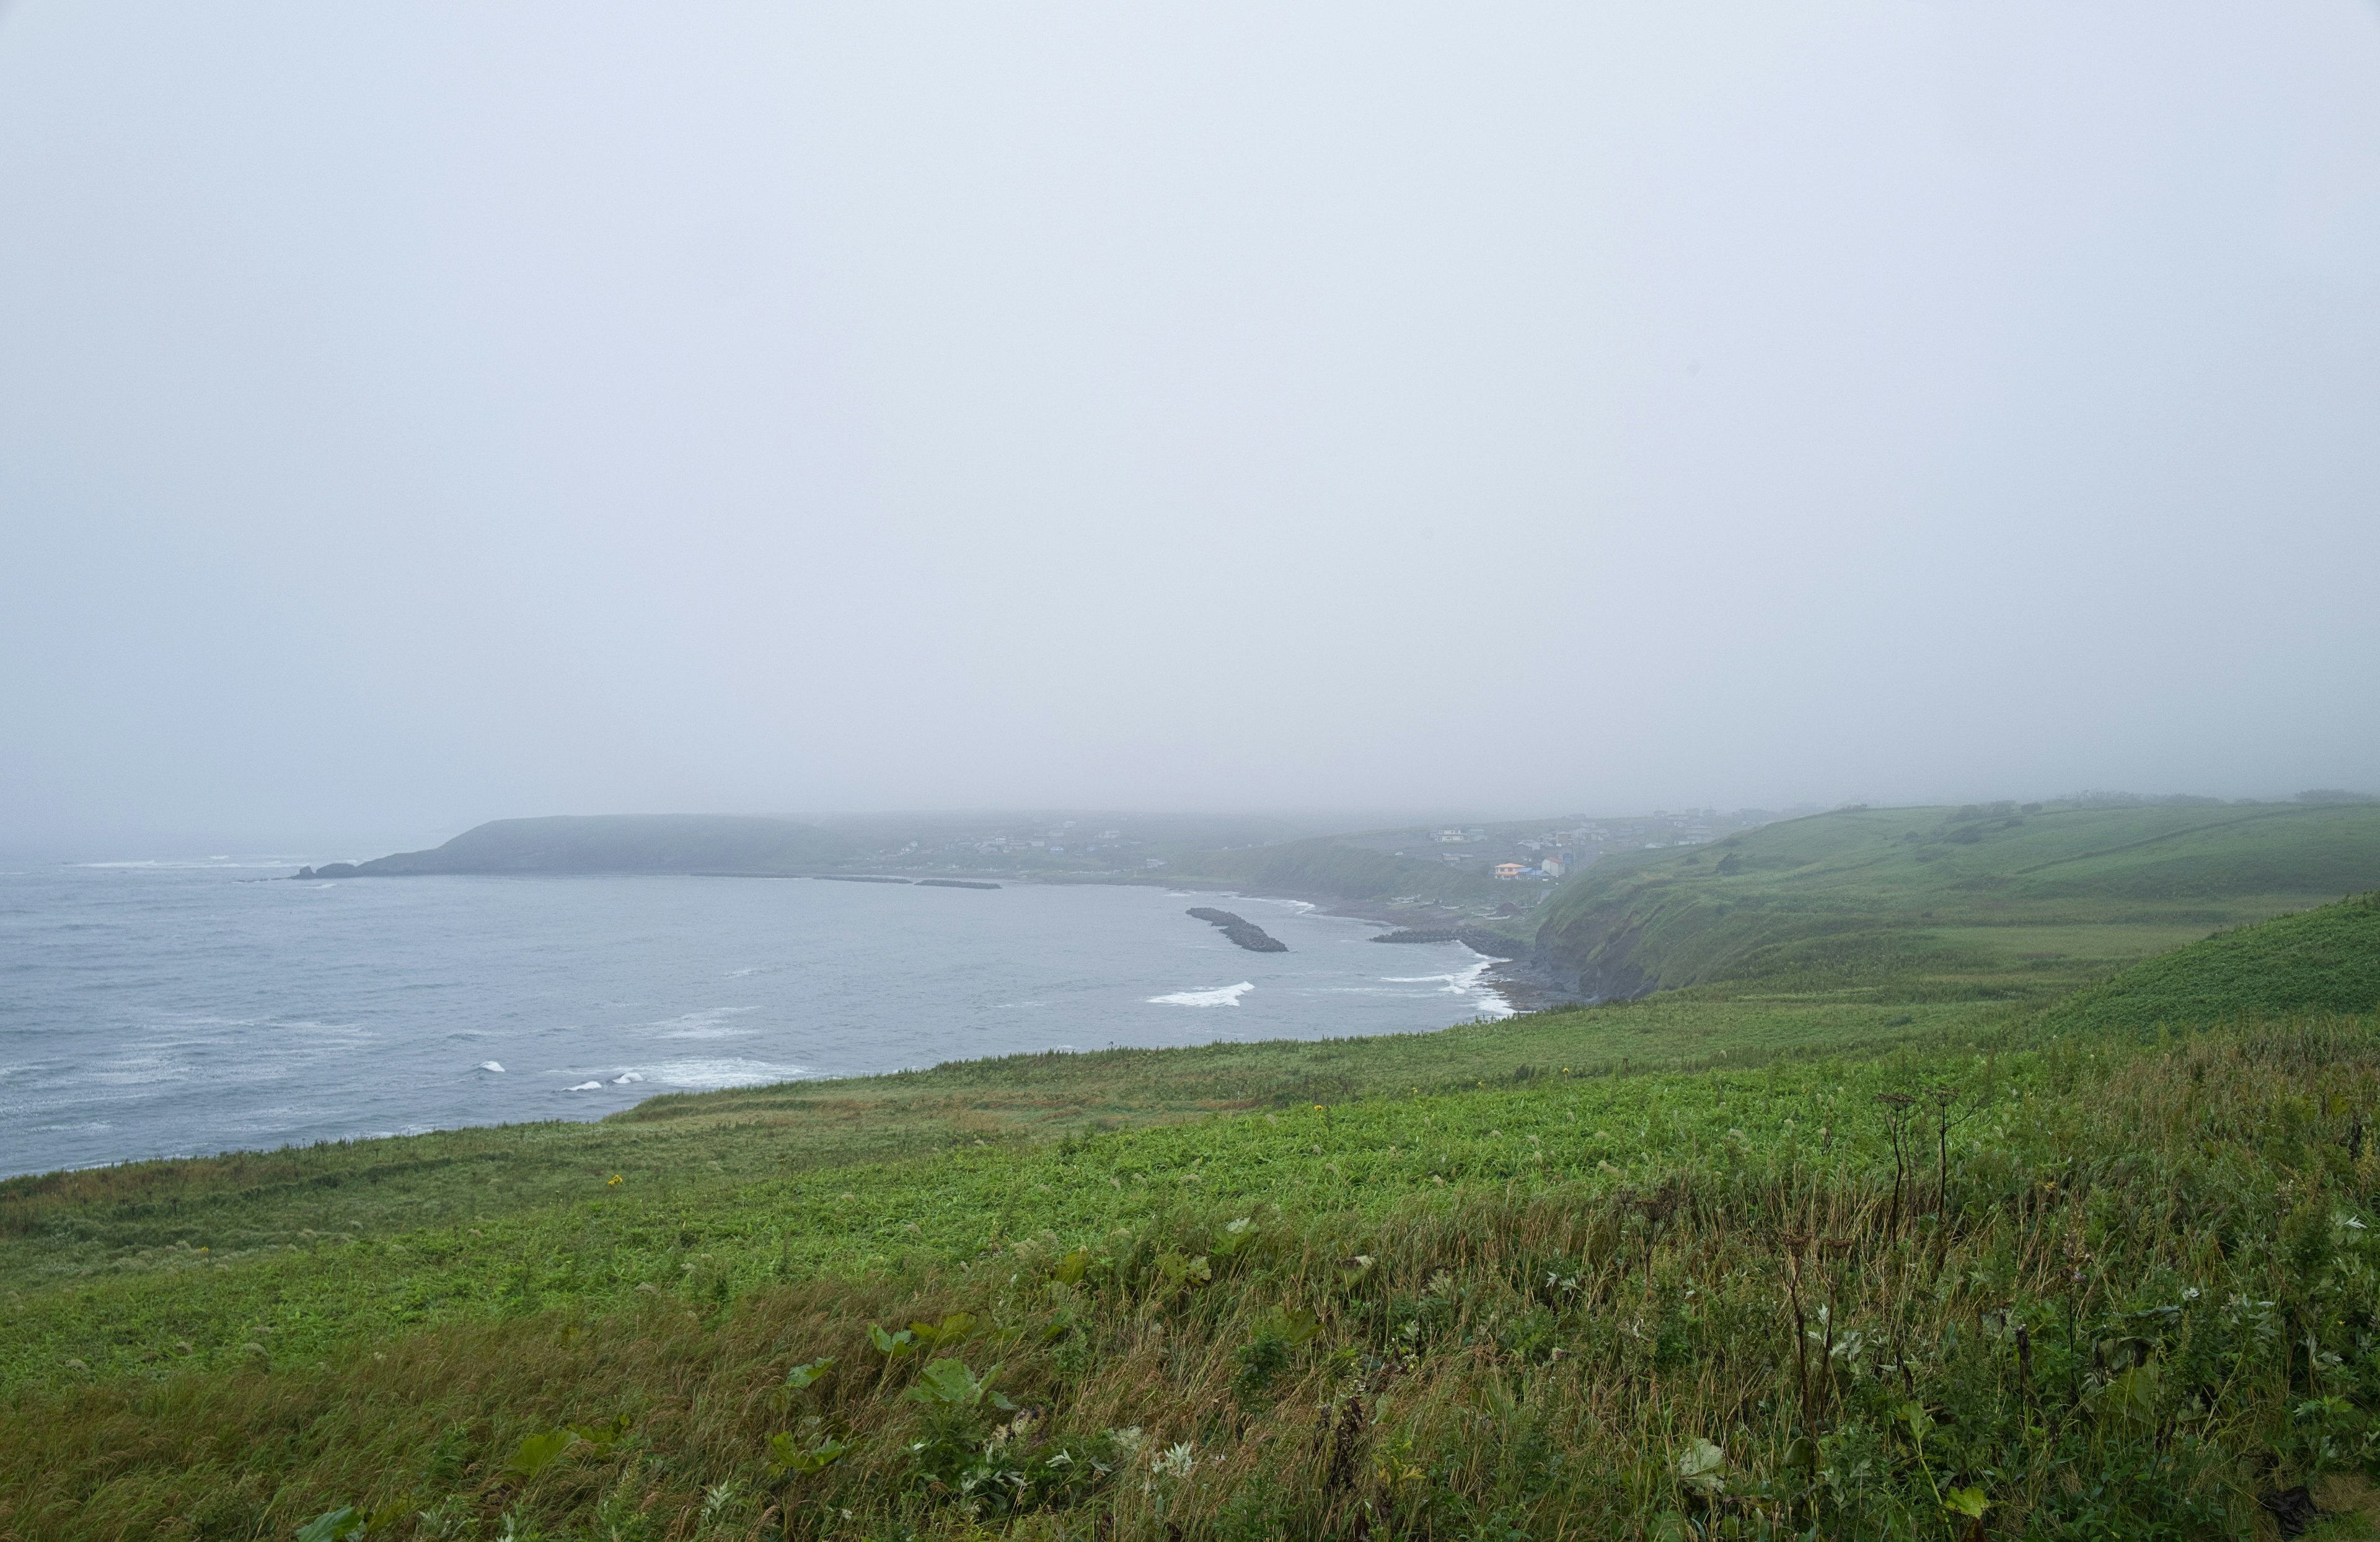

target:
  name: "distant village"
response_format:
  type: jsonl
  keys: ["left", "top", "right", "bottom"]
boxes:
{"left": 842, "top": 807, "right": 1804, "bottom": 883}
{"left": 1354, "top": 808, "right": 1787, "bottom": 882}
{"left": 855, "top": 818, "right": 1178, "bottom": 873}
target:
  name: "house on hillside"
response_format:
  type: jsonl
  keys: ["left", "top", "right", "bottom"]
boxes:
{"left": 1494, "top": 862, "right": 1524, "bottom": 879}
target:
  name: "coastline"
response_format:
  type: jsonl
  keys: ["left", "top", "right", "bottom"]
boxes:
{"left": 751, "top": 850, "right": 1568, "bottom": 1016}
{"left": 4, "top": 866, "right": 1543, "bottom": 1177}
{"left": 1161, "top": 886, "right": 1545, "bottom": 1020}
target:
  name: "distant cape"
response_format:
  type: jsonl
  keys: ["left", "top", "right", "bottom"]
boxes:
{"left": 296, "top": 814, "right": 853, "bottom": 878}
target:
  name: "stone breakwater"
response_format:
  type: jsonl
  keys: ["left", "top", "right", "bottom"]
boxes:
{"left": 1185, "top": 907, "right": 1289, "bottom": 953}
{"left": 1369, "top": 927, "right": 1520, "bottom": 956}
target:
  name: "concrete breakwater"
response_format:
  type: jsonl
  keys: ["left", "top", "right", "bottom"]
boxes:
{"left": 1186, "top": 907, "right": 1289, "bottom": 953}
{"left": 1370, "top": 927, "right": 1520, "bottom": 957}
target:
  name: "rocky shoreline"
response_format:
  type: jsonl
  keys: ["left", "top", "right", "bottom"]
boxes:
{"left": 1364, "top": 924, "right": 1576, "bottom": 1013}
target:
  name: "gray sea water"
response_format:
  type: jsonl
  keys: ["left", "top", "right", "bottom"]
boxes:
{"left": 0, "top": 860, "right": 1510, "bottom": 1178}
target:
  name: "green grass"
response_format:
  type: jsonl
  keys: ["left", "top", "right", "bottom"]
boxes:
{"left": 11, "top": 834, "right": 2380, "bottom": 1539}
{"left": 1531, "top": 800, "right": 2380, "bottom": 1000}
{"left": 0, "top": 994, "right": 2027, "bottom": 1370}
{"left": 2040, "top": 891, "right": 2380, "bottom": 1036}
{"left": 12, "top": 1016, "right": 2380, "bottom": 1539}
{"left": 0, "top": 996, "right": 2018, "bottom": 1396}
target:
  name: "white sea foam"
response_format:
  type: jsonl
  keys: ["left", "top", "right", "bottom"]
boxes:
{"left": 653, "top": 1007, "right": 761, "bottom": 1039}
{"left": 1385, "top": 956, "right": 1503, "bottom": 992}
{"left": 478, "top": 1061, "right": 506, "bottom": 1073}
{"left": 1148, "top": 982, "right": 1254, "bottom": 1007}
{"left": 612, "top": 1072, "right": 645, "bottom": 1085}
{"left": 563, "top": 1080, "right": 604, "bottom": 1091}
{"left": 1382, "top": 954, "right": 1516, "bottom": 1020}
{"left": 632, "top": 1057, "right": 810, "bottom": 1091}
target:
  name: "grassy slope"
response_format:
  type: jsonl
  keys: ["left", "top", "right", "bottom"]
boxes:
{"left": 11, "top": 1016, "right": 2380, "bottom": 1538}
{"left": 0, "top": 995, "right": 2015, "bottom": 1389}
{"left": 2040, "top": 891, "right": 2380, "bottom": 1036}
{"left": 11, "top": 826, "right": 2380, "bottom": 1537}
{"left": 1530, "top": 800, "right": 2380, "bottom": 1001}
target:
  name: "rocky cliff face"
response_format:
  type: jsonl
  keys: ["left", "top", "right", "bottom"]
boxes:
{"left": 1529, "top": 907, "right": 1659, "bottom": 1002}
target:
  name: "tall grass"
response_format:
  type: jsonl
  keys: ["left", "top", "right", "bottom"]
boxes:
{"left": 7, "top": 1015, "right": 2378, "bottom": 1540}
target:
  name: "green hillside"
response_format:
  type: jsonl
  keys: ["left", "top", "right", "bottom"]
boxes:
{"left": 347, "top": 814, "right": 854, "bottom": 876}
{"left": 1532, "top": 799, "right": 2380, "bottom": 1002}
{"left": 2040, "top": 891, "right": 2380, "bottom": 1036}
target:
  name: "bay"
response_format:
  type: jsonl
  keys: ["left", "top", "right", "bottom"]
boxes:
{"left": 0, "top": 861, "right": 1509, "bottom": 1178}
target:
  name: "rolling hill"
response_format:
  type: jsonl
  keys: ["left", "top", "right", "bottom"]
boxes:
{"left": 2038, "top": 889, "right": 2380, "bottom": 1035}
{"left": 1529, "top": 798, "right": 2380, "bottom": 1002}
{"left": 321, "top": 814, "right": 854, "bottom": 876}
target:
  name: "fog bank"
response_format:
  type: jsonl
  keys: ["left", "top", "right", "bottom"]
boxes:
{"left": 2, "top": 2, "right": 2376, "bottom": 847}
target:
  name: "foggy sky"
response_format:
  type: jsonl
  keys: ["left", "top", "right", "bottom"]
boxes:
{"left": 3, "top": 2, "right": 2377, "bottom": 851}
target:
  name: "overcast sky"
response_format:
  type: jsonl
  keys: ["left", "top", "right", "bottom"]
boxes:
{"left": 2, "top": 2, "right": 2376, "bottom": 850}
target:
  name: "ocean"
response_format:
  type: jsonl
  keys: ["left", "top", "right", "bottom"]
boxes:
{"left": 0, "top": 860, "right": 1510, "bottom": 1178}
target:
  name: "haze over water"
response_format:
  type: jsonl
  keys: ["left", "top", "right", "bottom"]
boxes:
{"left": 0, "top": 863, "right": 1509, "bottom": 1178}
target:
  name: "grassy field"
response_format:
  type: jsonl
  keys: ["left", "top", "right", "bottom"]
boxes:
{"left": 6, "top": 852, "right": 2380, "bottom": 1536}
{"left": 1530, "top": 799, "right": 2380, "bottom": 1001}
{"left": 0, "top": 995, "right": 2017, "bottom": 1396}
{"left": 2040, "top": 891, "right": 2380, "bottom": 1036}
